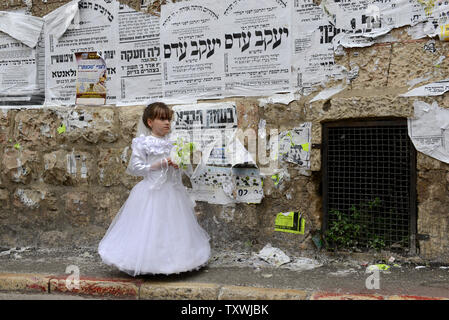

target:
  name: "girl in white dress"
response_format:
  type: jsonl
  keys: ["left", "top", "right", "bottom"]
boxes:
{"left": 98, "top": 102, "right": 211, "bottom": 276}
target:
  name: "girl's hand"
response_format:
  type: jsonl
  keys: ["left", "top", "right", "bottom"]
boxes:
{"left": 166, "top": 157, "right": 179, "bottom": 169}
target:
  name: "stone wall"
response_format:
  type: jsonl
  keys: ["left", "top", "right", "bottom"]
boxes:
{"left": 1, "top": 2, "right": 449, "bottom": 262}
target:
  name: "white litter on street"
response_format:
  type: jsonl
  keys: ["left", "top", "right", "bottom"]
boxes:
{"left": 256, "top": 244, "right": 291, "bottom": 267}
{"left": 284, "top": 257, "right": 323, "bottom": 271}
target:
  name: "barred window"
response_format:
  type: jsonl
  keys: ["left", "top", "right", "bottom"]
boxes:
{"left": 322, "top": 119, "right": 417, "bottom": 253}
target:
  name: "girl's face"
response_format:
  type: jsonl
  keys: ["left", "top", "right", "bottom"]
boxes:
{"left": 147, "top": 117, "right": 171, "bottom": 137}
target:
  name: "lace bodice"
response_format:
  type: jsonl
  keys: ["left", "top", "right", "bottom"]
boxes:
{"left": 127, "top": 134, "right": 182, "bottom": 189}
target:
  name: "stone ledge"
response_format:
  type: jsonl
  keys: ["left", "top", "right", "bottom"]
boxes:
{"left": 387, "top": 295, "right": 449, "bottom": 300}
{"left": 217, "top": 285, "right": 308, "bottom": 300}
{"left": 140, "top": 282, "right": 220, "bottom": 300}
{"left": 310, "top": 292, "right": 385, "bottom": 300}
{"left": 48, "top": 276, "right": 141, "bottom": 298}
{"left": 0, "top": 273, "right": 50, "bottom": 293}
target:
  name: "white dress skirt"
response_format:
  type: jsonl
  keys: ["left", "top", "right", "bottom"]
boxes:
{"left": 98, "top": 134, "right": 211, "bottom": 276}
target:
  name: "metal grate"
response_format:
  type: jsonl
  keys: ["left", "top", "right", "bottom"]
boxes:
{"left": 322, "top": 119, "right": 416, "bottom": 253}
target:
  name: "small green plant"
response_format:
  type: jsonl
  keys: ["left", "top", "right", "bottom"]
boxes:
{"left": 325, "top": 197, "right": 387, "bottom": 252}
{"left": 325, "top": 209, "right": 362, "bottom": 250}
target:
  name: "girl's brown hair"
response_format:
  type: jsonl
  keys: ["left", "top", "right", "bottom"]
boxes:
{"left": 142, "top": 102, "right": 173, "bottom": 129}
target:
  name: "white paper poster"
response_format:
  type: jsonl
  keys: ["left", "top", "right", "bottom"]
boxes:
{"left": 171, "top": 102, "right": 238, "bottom": 166}
{"left": 45, "top": 0, "right": 120, "bottom": 105}
{"left": 0, "top": 9, "right": 44, "bottom": 105}
{"left": 275, "top": 123, "right": 311, "bottom": 168}
{"left": 160, "top": 0, "right": 225, "bottom": 100}
{"left": 188, "top": 165, "right": 263, "bottom": 204}
{"left": 401, "top": 79, "right": 449, "bottom": 97}
{"left": 323, "top": 0, "right": 427, "bottom": 48}
{"left": 291, "top": 0, "right": 340, "bottom": 94}
{"left": 408, "top": 100, "right": 449, "bottom": 164}
{"left": 0, "top": 32, "right": 38, "bottom": 97}
{"left": 232, "top": 167, "right": 263, "bottom": 203}
{"left": 408, "top": 0, "right": 449, "bottom": 40}
{"left": 222, "top": 0, "right": 292, "bottom": 96}
{"left": 117, "top": 3, "right": 163, "bottom": 105}
{"left": 189, "top": 166, "right": 234, "bottom": 205}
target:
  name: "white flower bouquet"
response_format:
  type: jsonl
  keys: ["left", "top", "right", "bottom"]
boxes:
{"left": 171, "top": 137, "right": 197, "bottom": 171}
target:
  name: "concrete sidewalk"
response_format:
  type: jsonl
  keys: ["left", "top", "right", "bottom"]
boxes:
{"left": 1, "top": 246, "right": 449, "bottom": 300}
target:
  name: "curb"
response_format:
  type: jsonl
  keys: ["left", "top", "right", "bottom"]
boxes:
{"left": 0, "top": 272, "right": 448, "bottom": 300}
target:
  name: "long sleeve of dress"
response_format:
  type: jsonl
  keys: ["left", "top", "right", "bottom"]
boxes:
{"left": 126, "top": 135, "right": 169, "bottom": 177}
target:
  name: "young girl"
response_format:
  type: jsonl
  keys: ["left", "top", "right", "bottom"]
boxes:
{"left": 98, "top": 102, "right": 211, "bottom": 276}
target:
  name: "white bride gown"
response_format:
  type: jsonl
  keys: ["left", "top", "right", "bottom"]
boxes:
{"left": 98, "top": 134, "right": 211, "bottom": 276}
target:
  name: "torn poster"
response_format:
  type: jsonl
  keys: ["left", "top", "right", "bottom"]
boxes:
{"left": 0, "top": 32, "right": 39, "bottom": 99}
{"left": 258, "top": 92, "right": 297, "bottom": 107}
{"left": 408, "top": 100, "right": 449, "bottom": 164}
{"left": 190, "top": 166, "right": 263, "bottom": 204}
{"left": 309, "top": 84, "right": 345, "bottom": 102}
{"left": 273, "top": 123, "right": 311, "bottom": 168}
{"left": 222, "top": 0, "right": 291, "bottom": 96}
{"left": 188, "top": 166, "right": 233, "bottom": 204}
{"left": 291, "top": 0, "right": 342, "bottom": 95}
{"left": 75, "top": 52, "right": 106, "bottom": 105}
{"left": 408, "top": 0, "right": 449, "bottom": 40}
{"left": 401, "top": 79, "right": 449, "bottom": 97}
{"left": 232, "top": 167, "right": 263, "bottom": 203}
{"left": 322, "top": 0, "right": 427, "bottom": 48}
{"left": 44, "top": 0, "right": 119, "bottom": 106}
{"left": 275, "top": 211, "right": 305, "bottom": 234}
{"left": 171, "top": 102, "right": 238, "bottom": 166}
{"left": 42, "top": 0, "right": 79, "bottom": 45}
{"left": 172, "top": 102, "right": 262, "bottom": 204}
{"left": 0, "top": 9, "right": 45, "bottom": 105}
{"left": 117, "top": 3, "right": 163, "bottom": 105}
{"left": 160, "top": 0, "right": 224, "bottom": 100}
{"left": 0, "top": 10, "right": 44, "bottom": 48}
{"left": 226, "top": 132, "right": 257, "bottom": 167}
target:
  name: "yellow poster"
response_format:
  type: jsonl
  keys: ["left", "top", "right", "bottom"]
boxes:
{"left": 275, "top": 211, "right": 305, "bottom": 234}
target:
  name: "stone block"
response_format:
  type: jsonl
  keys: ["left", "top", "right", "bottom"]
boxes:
{"left": 31, "top": 0, "right": 70, "bottom": 17}
{"left": 388, "top": 40, "right": 449, "bottom": 88}
{"left": 226, "top": 204, "right": 258, "bottom": 230}
{"left": 65, "top": 192, "right": 91, "bottom": 227}
{"left": 13, "top": 188, "right": 46, "bottom": 210}
{"left": 10, "top": 185, "right": 62, "bottom": 230}
{"left": 0, "top": 189, "right": 10, "bottom": 218}
{"left": 321, "top": 95, "right": 413, "bottom": 121}
{"left": 0, "top": 109, "right": 12, "bottom": 146}
{"left": 417, "top": 170, "right": 448, "bottom": 203}
{"left": 350, "top": 44, "right": 392, "bottom": 89}
{"left": 56, "top": 107, "right": 118, "bottom": 144}
{"left": 117, "top": 105, "right": 146, "bottom": 143}
{"left": 38, "top": 230, "right": 71, "bottom": 247}
{"left": 43, "top": 149, "right": 94, "bottom": 186}
{"left": 0, "top": 0, "right": 25, "bottom": 10}
{"left": 98, "top": 147, "right": 129, "bottom": 187}
{"left": 93, "top": 190, "right": 126, "bottom": 228}
{"left": 1, "top": 148, "right": 40, "bottom": 184}
{"left": 71, "top": 225, "right": 107, "bottom": 247}
{"left": 13, "top": 109, "right": 59, "bottom": 150}
{"left": 417, "top": 152, "right": 449, "bottom": 171}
